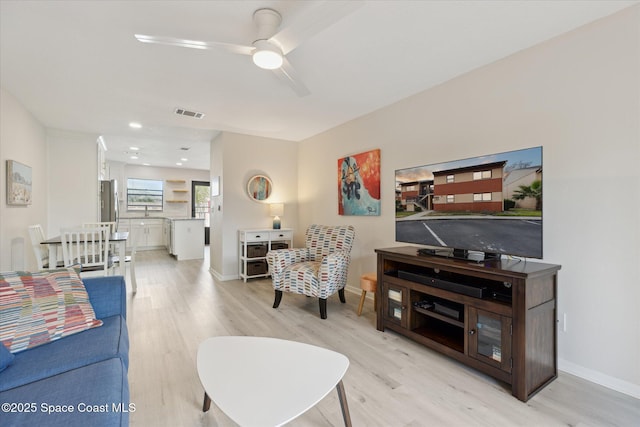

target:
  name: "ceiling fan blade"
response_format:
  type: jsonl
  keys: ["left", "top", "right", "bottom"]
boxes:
{"left": 134, "top": 34, "right": 254, "bottom": 56}
{"left": 271, "top": 1, "right": 363, "bottom": 55}
{"left": 272, "top": 57, "right": 310, "bottom": 97}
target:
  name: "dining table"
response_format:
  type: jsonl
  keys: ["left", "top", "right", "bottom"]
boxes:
{"left": 41, "top": 231, "right": 129, "bottom": 276}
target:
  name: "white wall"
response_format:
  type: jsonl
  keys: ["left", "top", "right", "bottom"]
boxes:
{"left": 0, "top": 87, "right": 48, "bottom": 270}
{"left": 210, "top": 133, "right": 224, "bottom": 275}
{"left": 209, "top": 131, "right": 298, "bottom": 280}
{"left": 46, "top": 129, "right": 100, "bottom": 234}
{"left": 298, "top": 6, "right": 640, "bottom": 396}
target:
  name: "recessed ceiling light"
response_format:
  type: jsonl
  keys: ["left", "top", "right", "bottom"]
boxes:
{"left": 129, "top": 122, "right": 142, "bottom": 129}
{"left": 143, "top": 163, "right": 150, "bottom": 166}
{"left": 176, "top": 162, "right": 183, "bottom": 166}
{"left": 130, "top": 155, "right": 139, "bottom": 160}
{"left": 181, "top": 158, "right": 188, "bottom": 162}
{"left": 130, "top": 146, "right": 140, "bottom": 151}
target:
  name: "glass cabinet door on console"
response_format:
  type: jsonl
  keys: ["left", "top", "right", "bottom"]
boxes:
{"left": 468, "top": 307, "right": 512, "bottom": 373}
{"left": 383, "top": 284, "right": 408, "bottom": 328}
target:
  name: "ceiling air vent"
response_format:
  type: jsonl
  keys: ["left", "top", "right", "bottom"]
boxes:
{"left": 174, "top": 108, "right": 205, "bottom": 119}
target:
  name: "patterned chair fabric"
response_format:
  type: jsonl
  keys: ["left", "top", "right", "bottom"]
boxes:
{"left": 266, "top": 225, "right": 355, "bottom": 317}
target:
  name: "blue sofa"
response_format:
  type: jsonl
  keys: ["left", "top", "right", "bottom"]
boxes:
{"left": 0, "top": 275, "right": 130, "bottom": 427}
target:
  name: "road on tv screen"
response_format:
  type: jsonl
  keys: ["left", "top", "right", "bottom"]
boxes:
{"left": 396, "top": 218, "right": 542, "bottom": 258}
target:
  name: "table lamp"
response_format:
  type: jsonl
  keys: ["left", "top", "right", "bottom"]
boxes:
{"left": 270, "top": 203, "right": 284, "bottom": 229}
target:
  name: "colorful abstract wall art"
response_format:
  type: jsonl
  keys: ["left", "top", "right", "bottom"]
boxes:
{"left": 338, "top": 149, "right": 380, "bottom": 216}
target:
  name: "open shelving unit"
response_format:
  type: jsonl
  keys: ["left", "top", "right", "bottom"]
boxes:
{"left": 238, "top": 229, "right": 293, "bottom": 282}
{"left": 165, "top": 179, "right": 188, "bottom": 204}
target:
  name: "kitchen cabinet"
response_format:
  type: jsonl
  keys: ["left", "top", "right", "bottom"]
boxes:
{"left": 170, "top": 218, "right": 204, "bottom": 260}
{"left": 163, "top": 219, "right": 171, "bottom": 249}
{"left": 120, "top": 218, "right": 164, "bottom": 250}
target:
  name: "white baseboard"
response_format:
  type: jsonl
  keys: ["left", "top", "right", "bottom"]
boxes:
{"left": 209, "top": 268, "right": 238, "bottom": 282}
{"left": 344, "top": 284, "right": 364, "bottom": 296}
{"left": 559, "top": 358, "right": 640, "bottom": 399}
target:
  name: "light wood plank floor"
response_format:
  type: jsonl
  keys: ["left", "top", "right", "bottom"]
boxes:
{"left": 126, "top": 249, "right": 639, "bottom": 426}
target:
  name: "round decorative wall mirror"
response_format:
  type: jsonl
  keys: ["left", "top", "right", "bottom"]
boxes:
{"left": 247, "top": 175, "right": 273, "bottom": 202}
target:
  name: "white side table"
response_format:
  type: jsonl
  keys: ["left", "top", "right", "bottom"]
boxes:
{"left": 197, "top": 336, "right": 352, "bottom": 426}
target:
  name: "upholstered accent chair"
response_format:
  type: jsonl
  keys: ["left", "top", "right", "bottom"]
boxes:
{"left": 266, "top": 224, "right": 355, "bottom": 319}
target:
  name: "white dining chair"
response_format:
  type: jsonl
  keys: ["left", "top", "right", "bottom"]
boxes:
{"left": 82, "top": 221, "right": 138, "bottom": 293}
{"left": 109, "top": 234, "right": 139, "bottom": 293}
{"left": 60, "top": 227, "right": 114, "bottom": 276}
{"left": 128, "top": 239, "right": 138, "bottom": 293}
{"left": 82, "top": 221, "right": 117, "bottom": 233}
{"left": 83, "top": 222, "right": 116, "bottom": 250}
{"left": 82, "top": 221, "right": 137, "bottom": 292}
{"left": 27, "top": 224, "right": 64, "bottom": 270}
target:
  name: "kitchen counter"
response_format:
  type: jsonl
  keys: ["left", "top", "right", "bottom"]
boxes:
{"left": 120, "top": 216, "right": 199, "bottom": 220}
{"left": 169, "top": 218, "right": 205, "bottom": 261}
{"left": 117, "top": 217, "right": 205, "bottom": 259}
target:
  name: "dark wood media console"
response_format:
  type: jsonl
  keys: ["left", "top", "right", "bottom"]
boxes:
{"left": 375, "top": 246, "right": 561, "bottom": 401}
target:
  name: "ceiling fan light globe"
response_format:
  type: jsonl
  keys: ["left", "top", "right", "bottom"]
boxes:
{"left": 252, "top": 40, "right": 283, "bottom": 69}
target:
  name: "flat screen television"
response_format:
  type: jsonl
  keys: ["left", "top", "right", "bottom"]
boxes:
{"left": 395, "top": 146, "right": 542, "bottom": 260}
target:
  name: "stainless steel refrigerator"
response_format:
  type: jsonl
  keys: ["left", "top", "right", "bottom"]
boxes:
{"left": 100, "top": 179, "right": 119, "bottom": 230}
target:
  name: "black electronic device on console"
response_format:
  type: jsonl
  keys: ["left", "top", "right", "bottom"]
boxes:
{"left": 433, "top": 302, "right": 461, "bottom": 320}
{"left": 398, "top": 270, "right": 486, "bottom": 298}
{"left": 417, "top": 247, "right": 501, "bottom": 262}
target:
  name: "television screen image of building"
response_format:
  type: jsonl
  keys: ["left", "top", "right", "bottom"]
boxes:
{"left": 395, "top": 146, "right": 542, "bottom": 259}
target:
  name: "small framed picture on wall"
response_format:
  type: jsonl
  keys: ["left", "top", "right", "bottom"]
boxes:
{"left": 6, "top": 160, "right": 32, "bottom": 206}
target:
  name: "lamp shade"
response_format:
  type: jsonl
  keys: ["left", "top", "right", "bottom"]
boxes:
{"left": 269, "top": 203, "right": 284, "bottom": 217}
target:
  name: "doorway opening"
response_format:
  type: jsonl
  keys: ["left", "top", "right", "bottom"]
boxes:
{"left": 192, "top": 181, "right": 210, "bottom": 245}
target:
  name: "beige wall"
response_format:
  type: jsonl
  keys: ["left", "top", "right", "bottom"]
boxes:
{"left": 209, "top": 133, "right": 224, "bottom": 277}
{"left": 209, "top": 132, "right": 299, "bottom": 280}
{"left": 0, "top": 93, "right": 100, "bottom": 271}
{"left": 46, "top": 129, "right": 99, "bottom": 235}
{"left": 0, "top": 88, "right": 48, "bottom": 270}
{"left": 298, "top": 6, "right": 640, "bottom": 396}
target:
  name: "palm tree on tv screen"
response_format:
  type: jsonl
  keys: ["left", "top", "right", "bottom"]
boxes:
{"left": 512, "top": 180, "right": 542, "bottom": 210}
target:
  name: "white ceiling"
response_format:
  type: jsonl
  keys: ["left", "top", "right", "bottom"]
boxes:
{"left": 1, "top": 0, "right": 636, "bottom": 171}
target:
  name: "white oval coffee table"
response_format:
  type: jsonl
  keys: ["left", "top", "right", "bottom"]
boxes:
{"left": 197, "top": 336, "right": 352, "bottom": 426}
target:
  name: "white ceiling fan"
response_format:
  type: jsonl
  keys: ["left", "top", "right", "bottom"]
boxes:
{"left": 134, "top": 2, "right": 361, "bottom": 97}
